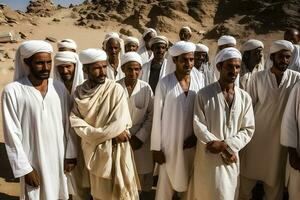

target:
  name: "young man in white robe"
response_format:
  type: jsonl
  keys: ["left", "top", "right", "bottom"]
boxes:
{"left": 140, "top": 35, "right": 169, "bottom": 93}
{"left": 281, "top": 81, "right": 300, "bottom": 200}
{"left": 70, "top": 48, "right": 140, "bottom": 200}
{"left": 284, "top": 28, "right": 300, "bottom": 72}
{"left": 57, "top": 39, "right": 77, "bottom": 52}
{"left": 117, "top": 52, "right": 154, "bottom": 199}
{"left": 53, "top": 51, "right": 91, "bottom": 200}
{"left": 124, "top": 36, "right": 140, "bottom": 53}
{"left": 138, "top": 28, "right": 157, "bottom": 65}
{"left": 239, "top": 39, "right": 264, "bottom": 92}
{"left": 151, "top": 41, "right": 205, "bottom": 200}
{"left": 2, "top": 40, "right": 75, "bottom": 199}
{"left": 239, "top": 40, "right": 300, "bottom": 200}
{"left": 186, "top": 47, "right": 255, "bottom": 200}
{"left": 194, "top": 43, "right": 215, "bottom": 86}
{"left": 179, "top": 26, "right": 192, "bottom": 42}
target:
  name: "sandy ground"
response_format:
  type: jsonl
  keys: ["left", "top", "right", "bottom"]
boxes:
{"left": 0, "top": 7, "right": 286, "bottom": 199}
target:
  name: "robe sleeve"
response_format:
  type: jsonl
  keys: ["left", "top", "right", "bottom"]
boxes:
{"left": 135, "top": 87, "right": 154, "bottom": 143}
{"left": 1, "top": 89, "right": 33, "bottom": 178}
{"left": 281, "top": 83, "right": 300, "bottom": 149}
{"left": 193, "top": 91, "right": 220, "bottom": 143}
{"left": 151, "top": 81, "right": 165, "bottom": 151}
{"left": 70, "top": 87, "right": 132, "bottom": 143}
{"left": 224, "top": 93, "right": 255, "bottom": 153}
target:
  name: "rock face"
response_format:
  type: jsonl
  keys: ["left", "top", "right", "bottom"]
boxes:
{"left": 26, "top": 0, "right": 56, "bottom": 17}
{"left": 0, "top": 4, "right": 24, "bottom": 25}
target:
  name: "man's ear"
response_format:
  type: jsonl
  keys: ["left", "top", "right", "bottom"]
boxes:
{"left": 121, "top": 64, "right": 126, "bottom": 73}
{"left": 83, "top": 65, "right": 88, "bottom": 75}
{"left": 270, "top": 53, "right": 275, "bottom": 62}
{"left": 172, "top": 56, "right": 177, "bottom": 64}
{"left": 216, "top": 62, "right": 222, "bottom": 72}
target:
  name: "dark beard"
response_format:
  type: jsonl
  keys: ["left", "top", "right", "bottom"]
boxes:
{"left": 29, "top": 66, "right": 50, "bottom": 80}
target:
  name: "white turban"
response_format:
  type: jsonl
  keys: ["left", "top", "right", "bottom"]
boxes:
{"left": 79, "top": 48, "right": 107, "bottom": 65}
{"left": 57, "top": 39, "right": 77, "bottom": 51}
{"left": 195, "top": 43, "right": 209, "bottom": 53}
{"left": 53, "top": 51, "right": 84, "bottom": 94}
{"left": 105, "top": 32, "right": 119, "bottom": 40}
{"left": 124, "top": 36, "right": 140, "bottom": 46}
{"left": 14, "top": 40, "right": 53, "bottom": 81}
{"left": 181, "top": 26, "right": 192, "bottom": 34}
{"left": 142, "top": 28, "right": 157, "bottom": 38}
{"left": 270, "top": 40, "right": 294, "bottom": 54}
{"left": 169, "top": 41, "right": 196, "bottom": 57}
{"left": 242, "top": 39, "right": 264, "bottom": 52}
{"left": 149, "top": 35, "right": 169, "bottom": 48}
{"left": 218, "top": 35, "right": 237, "bottom": 46}
{"left": 121, "top": 52, "right": 142, "bottom": 66}
{"left": 215, "top": 47, "right": 242, "bottom": 64}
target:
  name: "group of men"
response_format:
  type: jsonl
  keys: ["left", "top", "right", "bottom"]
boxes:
{"left": 1, "top": 26, "right": 300, "bottom": 200}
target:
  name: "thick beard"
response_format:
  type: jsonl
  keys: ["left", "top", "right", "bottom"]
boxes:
{"left": 29, "top": 67, "right": 50, "bottom": 80}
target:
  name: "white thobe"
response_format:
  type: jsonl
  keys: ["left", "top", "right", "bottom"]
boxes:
{"left": 195, "top": 62, "right": 216, "bottom": 86}
{"left": 151, "top": 69, "right": 204, "bottom": 192}
{"left": 106, "top": 59, "right": 124, "bottom": 81}
{"left": 140, "top": 58, "right": 168, "bottom": 83}
{"left": 186, "top": 82, "right": 255, "bottom": 200}
{"left": 239, "top": 62, "right": 264, "bottom": 92}
{"left": 117, "top": 78, "right": 154, "bottom": 175}
{"left": 281, "top": 81, "right": 300, "bottom": 199}
{"left": 240, "top": 69, "right": 300, "bottom": 187}
{"left": 138, "top": 45, "right": 153, "bottom": 65}
{"left": 2, "top": 77, "right": 71, "bottom": 200}
{"left": 288, "top": 44, "right": 300, "bottom": 72}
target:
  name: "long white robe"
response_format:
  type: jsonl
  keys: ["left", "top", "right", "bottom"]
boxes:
{"left": 151, "top": 69, "right": 204, "bottom": 192}
{"left": 281, "top": 81, "right": 300, "bottom": 199}
{"left": 106, "top": 59, "right": 124, "bottom": 81}
{"left": 195, "top": 62, "right": 216, "bottom": 86}
{"left": 138, "top": 45, "right": 153, "bottom": 65}
{"left": 2, "top": 77, "right": 71, "bottom": 200}
{"left": 239, "top": 62, "right": 264, "bottom": 92}
{"left": 140, "top": 58, "right": 168, "bottom": 83}
{"left": 118, "top": 79, "right": 154, "bottom": 175}
{"left": 288, "top": 44, "right": 300, "bottom": 72}
{"left": 240, "top": 68, "right": 300, "bottom": 187}
{"left": 186, "top": 82, "right": 255, "bottom": 200}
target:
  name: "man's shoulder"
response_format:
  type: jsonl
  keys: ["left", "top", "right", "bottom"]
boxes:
{"left": 3, "top": 77, "right": 27, "bottom": 94}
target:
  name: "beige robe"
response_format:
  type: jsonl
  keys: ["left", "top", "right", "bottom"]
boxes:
{"left": 281, "top": 81, "right": 300, "bottom": 199}
{"left": 240, "top": 69, "right": 300, "bottom": 187}
{"left": 239, "top": 62, "right": 264, "bottom": 92}
{"left": 186, "top": 82, "right": 255, "bottom": 200}
{"left": 70, "top": 79, "right": 139, "bottom": 200}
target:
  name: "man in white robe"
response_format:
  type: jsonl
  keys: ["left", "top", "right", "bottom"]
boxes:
{"left": 124, "top": 36, "right": 140, "bottom": 53}
{"left": 57, "top": 39, "right": 77, "bottom": 52}
{"left": 2, "top": 40, "right": 73, "bottom": 200}
{"left": 138, "top": 28, "right": 157, "bottom": 65}
{"left": 239, "top": 39, "right": 264, "bottom": 92}
{"left": 186, "top": 47, "right": 255, "bottom": 200}
{"left": 281, "top": 81, "right": 300, "bottom": 200}
{"left": 140, "top": 35, "right": 169, "bottom": 93}
{"left": 194, "top": 43, "right": 215, "bottom": 86}
{"left": 284, "top": 28, "right": 300, "bottom": 72}
{"left": 151, "top": 41, "right": 204, "bottom": 200}
{"left": 53, "top": 51, "right": 91, "bottom": 200}
{"left": 239, "top": 40, "right": 300, "bottom": 200}
{"left": 70, "top": 48, "right": 140, "bottom": 200}
{"left": 117, "top": 52, "right": 154, "bottom": 199}
{"left": 179, "top": 26, "right": 192, "bottom": 41}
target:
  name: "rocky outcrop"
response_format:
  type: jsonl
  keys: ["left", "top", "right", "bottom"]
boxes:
{"left": 26, "top": 0, "right": 56, "bottom": 17}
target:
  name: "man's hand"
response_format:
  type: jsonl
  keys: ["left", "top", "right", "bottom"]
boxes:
{"left": 64, "top": 158, "right": 77, "bottom": 173}
{"left": 130, "top": 135, "right": 143, "bottom": 150}
{"left": 221, "top": 150, "right": 237, "bottom": 165}
{"left": 152, "top": 150, "right": 166, "bottom": 164}
{"left": 183, "top": 134, "right": 197, "bottom": 149}
{"left": 206, "top": 140, "right": 227, "bottom": 154}
{"left": 25, "top": 168, "right": 40, "bottom": 187}
{"left": 289, "top": 148, "right": 300, "bottom": 171}
{"left": 116, "top": 131, "right": 131, "bottom": 143}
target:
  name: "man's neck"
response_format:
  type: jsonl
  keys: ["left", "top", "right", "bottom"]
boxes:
{"left": 245, "top": 60, "right": 259, "bottom": 72}
{"left": 28, "top": 74, "right": 49, "bottom": 96}
{"left": 125, "top": 78, "right": 137, "bottom": 96}
{"left": 63, "top": 80, "right": 73, "bottom": 94}
{"left": 218, "top": 80, "right": 235, "bottom": 92}
{"left": 175, "top": 71, "right": 190, "bottom": 82}
{"left": 152, "top": 57, "right": 164, "bottom": 64}
{"left": 271, "top": 66, "right": 285, "bottom": 86}
{"left": 109, "top": 57, "right": 119, "bottom": 69}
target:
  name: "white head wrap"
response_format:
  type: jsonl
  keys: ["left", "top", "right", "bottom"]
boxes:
{"left": 14, "top": 40, "right": 53, "bottom": 81}
{"left": 102, "top": 33, "right": 124, "bottom": 56}
{"left": 218, "top": 35, "right": 237, "bottom": 46}
{"left": 169, "top": 41, "right": 196, "bottom": 57}
{"left": 195, "top": 43, "right": 209, "bottom": 53}
{"left": 53, "top": 51, "right": 84, "bottom": 94}
{"left": 149, "top": 35, "right": 169, "bottom": 48}
{"left": 79, "top": 48, "right": 107, "bottom": 65}
{"left": 105, "top": 32, "right": 119, "bottom": 40}
{"left": 124, "top": 36, "right": 140, "bottom": 46}
{"left": 270, "top": 40, "right": 294, "bottom": 54}
{"left": 215, "top": 47, "right": 242, "bottom": 64}
{"left": 181, "top": 26, "right": 192, "bottom": 34}
{"left": 242, "top": 39, "right": 264, "bottom": 52}
{"left": 142, "top": 28, "right": 157, "bottom": 38}
{"left": 121, "top": 52, "right": 142, "bottom": 66}
{"left": 57, "top": 39, "right": 77, "bottom": 51}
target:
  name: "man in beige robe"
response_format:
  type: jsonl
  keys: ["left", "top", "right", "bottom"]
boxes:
{"left": 239, "top": 40, "right": 300, "bottom": 200}
{"left": 70, "top": 48, "right": 140, "bottom": 200}
{"left": 186, "top": 47, "right": 255, "bottom": 200}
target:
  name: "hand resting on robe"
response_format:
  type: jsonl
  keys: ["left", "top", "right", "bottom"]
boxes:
{"left": 130, "top": 135, "right": 143, "bottom": 150}
{"left": 25, "top": 168, "right": 40, "bottom": 187}
{"left": 183, "top": 134, "right": 197, "bottom": 149}
{"left": 289, "top": 148, "right": 300, "bottom": 171}
{"left": 115, "top": 130, "right": 131, "bottom": 143}
{"left": 152, "top": 150, "right": 166, "bottom": 164}
{"left": 64, "top": 158, "right": 77, "bottom": 173}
